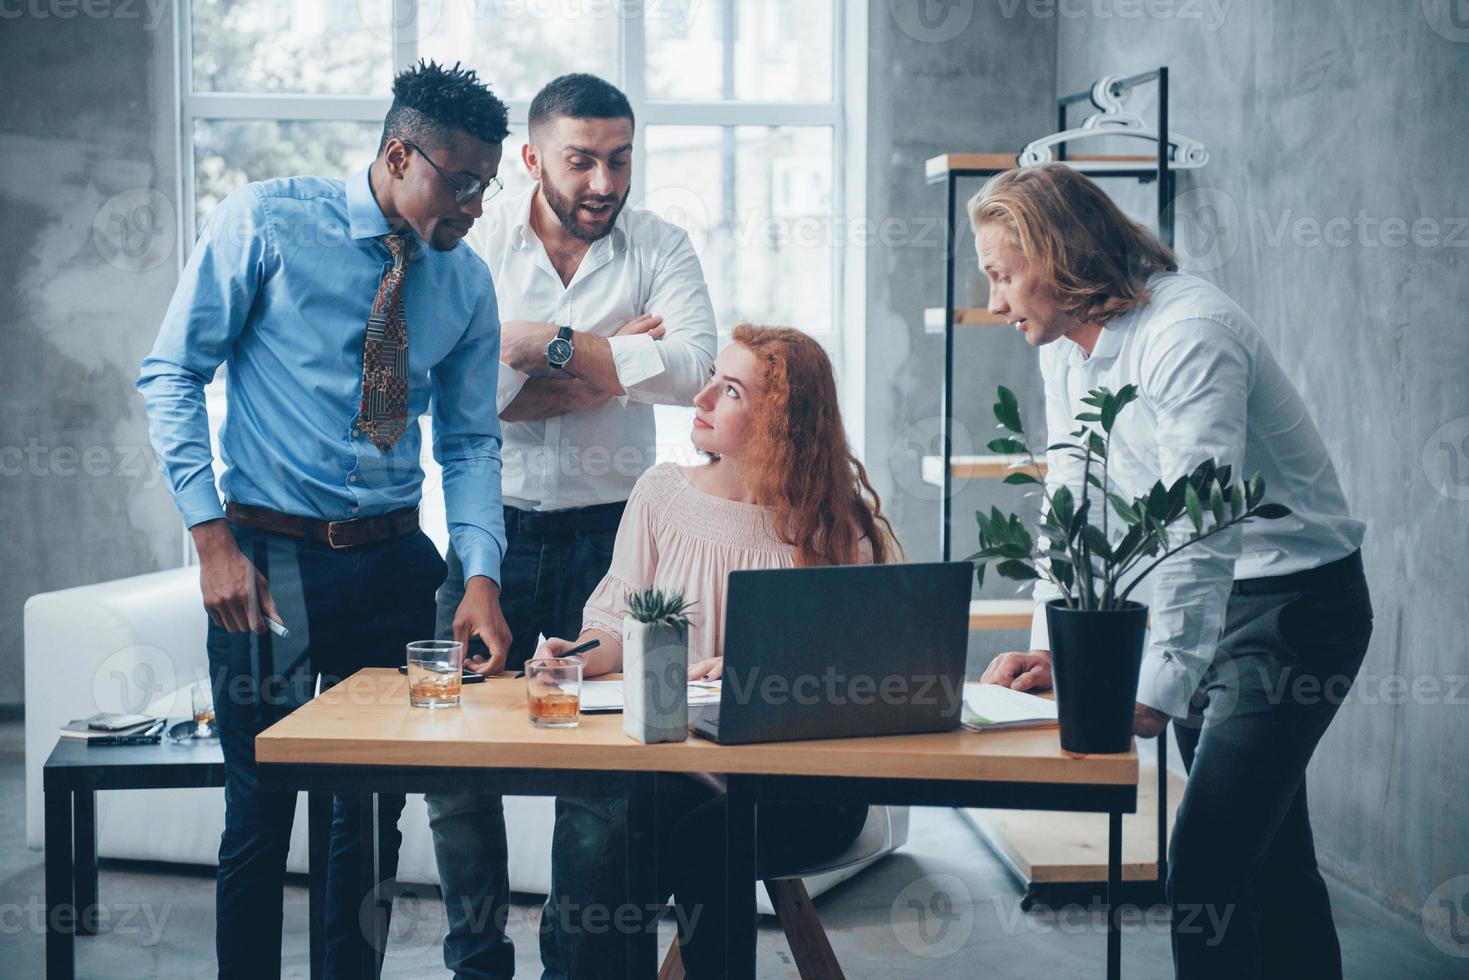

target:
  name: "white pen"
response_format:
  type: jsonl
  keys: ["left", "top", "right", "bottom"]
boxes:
{"left": 266, "top": 616, "right": 291, "bottom": 639}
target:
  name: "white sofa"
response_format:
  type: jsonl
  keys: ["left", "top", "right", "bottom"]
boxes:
{"left": 24, "top": 567, "right": 906, "bottom": 912}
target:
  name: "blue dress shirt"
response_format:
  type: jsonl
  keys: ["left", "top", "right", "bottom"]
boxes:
{"left": 138, "top": 166, "right": 506, "bottom": 586}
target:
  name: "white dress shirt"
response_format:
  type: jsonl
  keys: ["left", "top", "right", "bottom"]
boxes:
{"left": 1029, "top": 272, "right": 1365, "bottom": 719}
{"left": 473, "top": 185, "right": 717, "bottom": 511}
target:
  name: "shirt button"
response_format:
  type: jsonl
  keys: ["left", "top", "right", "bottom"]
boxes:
{"left": 350, "top": 505, "right": 359, "bottom": 513}
{"left": 351, "top": 429, "right": 360, "bottom": 439}
{"left": 348, "top": 475, "right": 358, "bottom": 484}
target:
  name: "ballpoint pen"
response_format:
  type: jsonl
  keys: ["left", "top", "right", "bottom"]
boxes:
{"left": 514, "top": 638, "right": 601, "bottom": 677}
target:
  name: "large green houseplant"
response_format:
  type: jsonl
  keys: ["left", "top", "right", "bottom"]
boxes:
{"left": 968, "top": 384, "right": 1291, "bottom": 752}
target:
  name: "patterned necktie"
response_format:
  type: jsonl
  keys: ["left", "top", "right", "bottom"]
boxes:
{"left": 356, "top": 233, "right": 413, "bottom": 453}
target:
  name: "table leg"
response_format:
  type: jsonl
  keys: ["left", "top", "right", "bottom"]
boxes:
{"left": 353, "top": 794, "right": 383, "bottom": 980}
{"left": 724, "top": 776, "right": 757, "bottom": 980}
{"left": 624, "top": 772, "right": 657, "bottom": 978}
{"left": 72, "top": 790, "right": 97, "bottom": 937}
{"left": 308, "top": 791, "right": 331, "bottom": 980}
{"left": 1157, "top": 727, "right": 1170, "bottom": 886}
{"left": 45, "top": 786, "right": 75, "bottom": 980}
{"left": 1107, "top": 809, "right": 1123, "bottom": 980}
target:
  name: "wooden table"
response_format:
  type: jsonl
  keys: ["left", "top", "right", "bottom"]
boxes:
{"left": 256, "top": 669, "right": 1139, "bottom": 979}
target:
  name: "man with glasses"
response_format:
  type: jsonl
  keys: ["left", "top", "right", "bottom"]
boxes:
{"left": 402, "top": 136, "right": 505, "bottom": 210}
{"left": 425, "top": 73, "right": 716, "bottom": 980}
{"left": 138, "top": 61, "right": 513, "bottom": 978}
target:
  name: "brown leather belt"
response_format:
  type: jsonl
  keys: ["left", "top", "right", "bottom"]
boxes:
{"left": 225, "top": 502, "right": 419, "bottom": 550}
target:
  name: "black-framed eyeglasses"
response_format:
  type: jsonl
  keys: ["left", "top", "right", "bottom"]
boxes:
{"left": 402, "top": 139, "right": 504, "bottom": 206}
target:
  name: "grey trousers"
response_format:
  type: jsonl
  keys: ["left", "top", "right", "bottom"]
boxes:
{"left": 1166, "top": 550, "right": 1372, "bottom": 979}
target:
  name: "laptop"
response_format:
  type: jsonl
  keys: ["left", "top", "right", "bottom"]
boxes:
{"left": 690, "top": 561, "right": 973, "bottom": 745}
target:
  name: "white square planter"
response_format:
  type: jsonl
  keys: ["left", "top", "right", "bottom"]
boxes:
{"left": 621, "top": 617, "right": 690, "bottom": 743}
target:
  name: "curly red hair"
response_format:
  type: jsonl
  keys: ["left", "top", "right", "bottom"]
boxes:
{"left": 731, "top": 324, "right": 901, "bottom": 567}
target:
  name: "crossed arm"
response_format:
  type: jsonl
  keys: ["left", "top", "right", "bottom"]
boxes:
{"left": 498, "top": 314, "right": 666, "bottom": 423}
{"left": 500, "top": 375, "right": 611, "bottom": 423}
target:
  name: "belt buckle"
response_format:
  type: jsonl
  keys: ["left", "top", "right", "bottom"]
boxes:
{"left": 326, "top": 519, "right": 356, "bottom": 550}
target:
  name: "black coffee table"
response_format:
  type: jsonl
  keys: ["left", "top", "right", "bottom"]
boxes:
{"left": 42, "top": 732, "right": 337, "bottom": 980}
{"left": 42, "top": 733, "right": 225, "bottom": 978}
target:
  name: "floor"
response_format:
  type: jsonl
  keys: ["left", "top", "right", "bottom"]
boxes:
{"left": 2, "top": 718, "right": 1461, "bottom": 978}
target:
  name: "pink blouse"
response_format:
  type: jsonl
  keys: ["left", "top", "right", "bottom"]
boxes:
{"left": 581, "top": 463, "right": 873, "bottom": 665}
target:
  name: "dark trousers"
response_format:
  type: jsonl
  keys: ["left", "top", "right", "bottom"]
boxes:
{"left": 208, "top": 522, "right": 444, "bottom": 979}
{"left": 426, "top": 502, "right": 624, "bottom": 980}
{"left": 546, "top": 775, "right": 868, "bottom": 980}
{"left": 1167, "top": 550, "right": 1373, "bottom": 980}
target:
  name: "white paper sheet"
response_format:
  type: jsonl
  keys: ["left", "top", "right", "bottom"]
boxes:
{"left": 961, "top": 681, "right": 1059, "bottom": 731}
{"left": 576, "top": 679, "right": 723, "bottom": 714}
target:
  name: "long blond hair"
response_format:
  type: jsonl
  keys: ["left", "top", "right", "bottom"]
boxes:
{"left": 968, "top": 163, "right": 1177, "bottom": 324}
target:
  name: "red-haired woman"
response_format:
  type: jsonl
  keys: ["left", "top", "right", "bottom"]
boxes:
{"left": 536, "top": 324, "right": 901, "bottom": 979}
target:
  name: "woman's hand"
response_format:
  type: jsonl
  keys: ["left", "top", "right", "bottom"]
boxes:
{"left": 687, "top": 658, "right": 723, "bottom": 681}
{"left": 532, "top": 637, "right": 581, "bottom": 662}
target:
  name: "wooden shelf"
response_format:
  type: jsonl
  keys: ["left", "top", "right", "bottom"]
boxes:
{"left": 924, "top": 307, "right": 1011, "bottom": 330}
{"left": 926, "top": 152, "right": 1022, "bottom": 179}
{"left": 969, "top": 599, "right": 1035, "bottom": 631}
{"left": 926, "top": 152, "right": 1165, "bottom": 181}
{"left": 963, "top": 761, "right": 1186, "bottom": 884}
{"left": 922, "top": 454, "right": 1047, "bottom": 486}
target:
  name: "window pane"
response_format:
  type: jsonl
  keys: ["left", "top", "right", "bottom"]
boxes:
{"left": 193, "top": 119, "right": 381, "bottom": 230}
{"left": 192, "top": 0, "right": 390, "bottom": 94}
{"left": 418, "top": 4, "right": 618, "bottom": 103}
{"left": 645, "top": 0, "right": 833, "bottom": 102}
{"left": 643, "top": 126, "right": 835, "bottom": 336}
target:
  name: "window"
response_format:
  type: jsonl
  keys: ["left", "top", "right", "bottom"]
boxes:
{"left": 180, "top": 0, "right": 851, "bottom": 552}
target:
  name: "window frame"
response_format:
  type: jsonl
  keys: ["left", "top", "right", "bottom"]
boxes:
{"left": 178, "top": 0, "right": 852, "bottom": 337}
{"left": 173, "top": 0, "right": 868, "bottom": 558}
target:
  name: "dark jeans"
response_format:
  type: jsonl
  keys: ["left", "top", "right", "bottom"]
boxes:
{"left": 545, "top": 775, "right": 868, "bottom": 980}
{"left": 1167, "top": 550, "right": 1373, "bottom": 980}
{"left": 426, "top": 503, "right": 623, "bottom": 980}
{"left": 207, "top": 522, "right": 444, "bottom": 979}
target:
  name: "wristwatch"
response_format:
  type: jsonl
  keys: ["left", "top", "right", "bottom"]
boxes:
{"left": 544, "top": 325, "right": 574, "bottom": 370}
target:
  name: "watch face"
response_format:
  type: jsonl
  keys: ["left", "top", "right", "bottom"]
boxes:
{"left": 548, "top": 338, "right": 573, "bottom": 364}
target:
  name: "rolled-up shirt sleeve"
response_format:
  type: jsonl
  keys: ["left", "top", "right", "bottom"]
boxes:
{"left": 495, "top": 363, "right": 530, "bottom": 415}
{"left": 606, "top": 227, "right": 716, "bottom": 406}
{"left": 1133, "top": 318, "right": 1251, "bottom": 719}
{"left": 137, "top": 184, "right": 268, "bottom": 528}
{"left": 433, "top": 275, "right": 508, "bottom": 587}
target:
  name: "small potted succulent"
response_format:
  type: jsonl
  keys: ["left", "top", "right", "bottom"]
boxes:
{"left": 969, "top": 385, "right": 1291, "bottom": 753}
{"left": 622, "top": 588, "right": 696, "bottom": 744}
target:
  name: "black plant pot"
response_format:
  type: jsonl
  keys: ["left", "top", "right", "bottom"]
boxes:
{"left": 1046, "top": 599, "right": 1148, "bottom": 754}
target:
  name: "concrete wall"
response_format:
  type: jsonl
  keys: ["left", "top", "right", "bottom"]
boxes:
{"left": 1044, "top": 0, "right": 1469, "bottom": 940}
{"left": 862, "top": 0, "right": 1059, "bottom": 671}
{"left": 0, "top": 8, "right": 184, "bottom": 705}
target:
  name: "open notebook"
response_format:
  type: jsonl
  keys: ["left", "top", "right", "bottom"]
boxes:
{"left": 961, "top": 682, "right": 1059, "bottom": 732}
{"left": 577, "top": 679, "right": 723, "bottom": 714}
